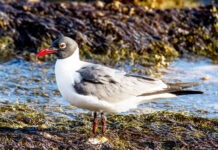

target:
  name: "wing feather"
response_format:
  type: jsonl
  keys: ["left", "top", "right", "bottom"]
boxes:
{"left": 74, "top": 64, "right": 167, "bottom": 102}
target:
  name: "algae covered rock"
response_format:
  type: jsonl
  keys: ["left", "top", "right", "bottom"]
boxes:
{"left": 0, "top": 103, "right": 217, "bottom": 149}
{"left": 0, "top": 1, "right": 217, "bottom": 65}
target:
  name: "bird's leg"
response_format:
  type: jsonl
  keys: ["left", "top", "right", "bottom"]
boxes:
{"left": 93, "top": 112, "right": 98, "bottom": 134}
{"left": 101, "top": 112, "right": 106, "bottom": 134}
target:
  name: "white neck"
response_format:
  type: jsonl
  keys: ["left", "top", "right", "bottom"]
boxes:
{"left": 58, "top": 48, "right": 80, "bottom": 62}
{"left": 56, "top": 48, "right": 82, "bottom": 70}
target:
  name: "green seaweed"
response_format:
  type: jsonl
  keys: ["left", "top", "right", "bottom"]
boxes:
{"left": 0, "top": 103, "right": 217, "bottom": 149}
{"left": 0, "top": 36, "right": 15, "bottom": 61}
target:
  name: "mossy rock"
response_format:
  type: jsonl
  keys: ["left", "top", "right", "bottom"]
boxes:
{"left": 0, "top": 103, "right": 217, "bottom": 149}
{"left": 0, "top": 1, "right": 217, "bottom": 69}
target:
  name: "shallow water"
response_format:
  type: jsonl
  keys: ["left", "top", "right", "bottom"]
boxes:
{"left": 140, "top": 59, "right": 218, "bottom": 118}
{"left": 0, "top": 58, "right": 217, "bottom": 118}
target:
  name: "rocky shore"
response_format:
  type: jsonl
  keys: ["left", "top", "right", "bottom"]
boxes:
{"left": 0, "top": 1, "right": 217, "bottom": 66}
{"left": 0, "top": 1, "right": 217, "bottom": 149}
{"left": 0, "top": 104, "right": 217, "bottom": 149}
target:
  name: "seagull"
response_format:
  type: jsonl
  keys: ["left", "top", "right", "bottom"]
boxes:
{"left": 37, "top": 36, "right": 203, "bottom": 134}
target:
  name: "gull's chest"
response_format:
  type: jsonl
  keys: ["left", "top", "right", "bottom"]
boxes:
{"left": 54, "top": 60, "right": 81, "bottom": 100}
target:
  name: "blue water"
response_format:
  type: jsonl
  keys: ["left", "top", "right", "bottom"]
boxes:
{"left": 0, "top": 58, "right": 217, "bottom": 118}
{"left": 139, "top": 59, "right": 218, "bottom": 118}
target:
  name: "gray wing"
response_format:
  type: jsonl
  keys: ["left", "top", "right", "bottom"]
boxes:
{"left": 76, "top": 65, "right": 119, "bottom": 84}
{"left": 74, "top": 64, "right": 167, "bottom": 102}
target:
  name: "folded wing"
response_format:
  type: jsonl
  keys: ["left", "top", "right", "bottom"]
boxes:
{"left": 74, "top": 64, "right": 176, "bottom": 102}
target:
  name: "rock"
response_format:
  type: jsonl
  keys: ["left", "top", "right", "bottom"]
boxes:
{"left": 0, "top": 1, "right": 216, "bottom": 64}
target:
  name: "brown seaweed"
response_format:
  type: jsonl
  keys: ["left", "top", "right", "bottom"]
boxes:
{"left": 0, "top": 1, "right": 217, "bottom": 66}
{"left": 0, "top": 104, "right": 217, "bottom": 149}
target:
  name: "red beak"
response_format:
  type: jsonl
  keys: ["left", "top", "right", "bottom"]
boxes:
{"left": 36, "top": 48, "right": 56, "bottom": 57}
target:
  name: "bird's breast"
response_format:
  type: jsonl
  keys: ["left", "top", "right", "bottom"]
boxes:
{"left": 54, "top": 60, "right": 81, "bottom": 101}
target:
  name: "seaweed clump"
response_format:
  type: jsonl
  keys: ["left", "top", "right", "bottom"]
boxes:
{"left": 0, "top": 1, "right": 216, "bottom": 66}
{"left": 0, "top": 104, "right": 217, "bottom": 149}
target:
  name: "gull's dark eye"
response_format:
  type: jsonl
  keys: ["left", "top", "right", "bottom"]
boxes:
{"left": 59, "top": 42, "right": 66, "bottom": 49}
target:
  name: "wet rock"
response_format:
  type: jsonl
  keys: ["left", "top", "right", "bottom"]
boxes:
{"left": 0, "top": 104, "right": 217, "bottom": 149}
{"left": 0, "top": 1, "right": 217, "bottom": 65}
